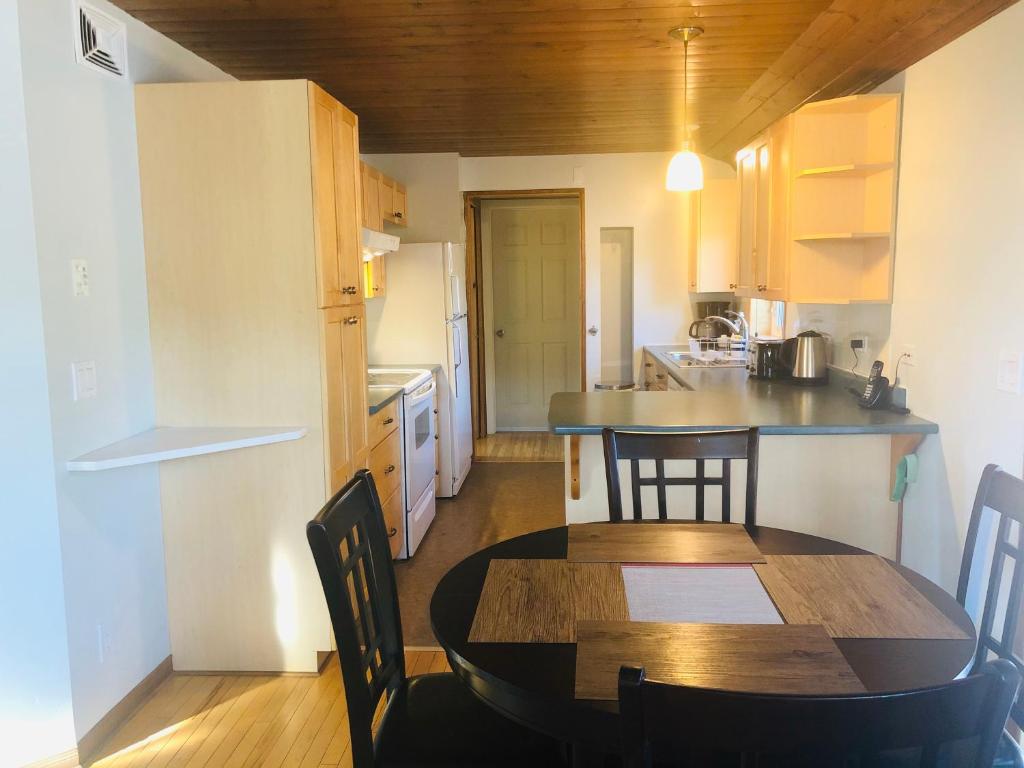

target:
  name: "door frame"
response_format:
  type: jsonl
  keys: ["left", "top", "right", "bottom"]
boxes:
{"left": 463, "top": 188, "right": 586, "bottom": 440}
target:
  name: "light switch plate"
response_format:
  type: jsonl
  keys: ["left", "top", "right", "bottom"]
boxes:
{"left": 997, "top": 349, "right": 1022, "bottom": 394}
{"left": 72, "top": 360, "right": 97, "bottom": 400}
{"left": 72, "top": 259, "right": 90, "bottom": 296}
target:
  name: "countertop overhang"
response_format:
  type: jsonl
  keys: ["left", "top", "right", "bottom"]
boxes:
{"left": 549, "top": 346, "right": 938, "bottom": 437}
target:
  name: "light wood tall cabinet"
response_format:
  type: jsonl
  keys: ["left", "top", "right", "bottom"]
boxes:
{"left": 135, "top": 80, "right": 368, "bottom": 672}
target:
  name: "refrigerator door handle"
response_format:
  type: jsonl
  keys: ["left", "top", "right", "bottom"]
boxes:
{"left": 451, "top": 323, "right": 462, "bottom": 398}
{"left": 449, "top": 274, "right": 462, "bottom": 317}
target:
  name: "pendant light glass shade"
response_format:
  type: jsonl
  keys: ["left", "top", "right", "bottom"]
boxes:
{"left": 666, "top": 24, "right": 704, "bottom": 192}
{"left": 666, "top": 146, "right": 704, "bottom": 191}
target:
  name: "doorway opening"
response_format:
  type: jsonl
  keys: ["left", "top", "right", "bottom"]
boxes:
{"left": 599, "top": 227, "right": 635, "bottom": 386}
{"left": 464, "top": 189, "right": 585, "bottom": 460}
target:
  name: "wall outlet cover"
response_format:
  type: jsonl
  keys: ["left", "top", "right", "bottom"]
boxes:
{"left": 72, "top": 258, "right": 90, "bottom": 296}
{"left": 72, "top": 360, "right": 97, "bottom": 400}
{"left": 898, "top": 344, "right": 917, "bottom": 367}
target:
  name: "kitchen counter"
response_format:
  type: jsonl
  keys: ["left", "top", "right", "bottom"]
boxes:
{"left": 549, "top": 345, "right": 936, "bottom": 436}
{"left": 552, "top": 345, "right": 937, "bottom": 558}
{"left": 368, "top": 386, "right": 403, "bottom": 415}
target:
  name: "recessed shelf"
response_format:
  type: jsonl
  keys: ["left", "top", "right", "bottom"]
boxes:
{"left": 797, "top": 162, "right": 893, "bottom": 178}
{"left": 66, "top": 426, "right": 308, "bottom": 471}
{"left": 794, "top": 231, "right": 890, "bottom": 242}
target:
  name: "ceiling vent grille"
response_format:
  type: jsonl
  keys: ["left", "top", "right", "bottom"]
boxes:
{"left": 73, "top": 2, "right": 128, "bottom": 79}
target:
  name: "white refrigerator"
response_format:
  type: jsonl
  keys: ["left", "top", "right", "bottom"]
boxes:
{"left": 366, "top": 242, "right": 473, "bottom": 497}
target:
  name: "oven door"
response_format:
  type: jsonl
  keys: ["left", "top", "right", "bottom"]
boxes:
{"left": 404, "top": 379, "right": 437, "bottom": 503}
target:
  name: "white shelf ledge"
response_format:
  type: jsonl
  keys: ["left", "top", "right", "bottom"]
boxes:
{"left": 796, "top": 162, "right": 893, "bottom": 178}
{"left": 67, "top": 426, "right": 308, "bottom": 472}
{"left": 794, "top": 231, "right": 890, "bottom": 242}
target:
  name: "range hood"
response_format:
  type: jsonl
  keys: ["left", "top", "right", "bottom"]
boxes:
{"left": 361, "top": 228, "right": 400, "bottom": 261}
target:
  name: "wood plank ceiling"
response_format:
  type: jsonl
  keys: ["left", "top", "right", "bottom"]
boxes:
{"left": 112, "top": 0, "right": 1018, "bottom": 159}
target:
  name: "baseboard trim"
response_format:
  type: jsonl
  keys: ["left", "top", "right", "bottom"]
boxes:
{"left": 78, "top": 655, "right": 172, "bottom": 765}
{"left": 21, "top": 747, "right": 80, "bottom": 768}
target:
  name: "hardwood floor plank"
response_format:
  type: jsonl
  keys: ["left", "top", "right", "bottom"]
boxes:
{"left": 172, "top": 678, "right": 262, "bottom": 768}
{"left": 474, "top": 432, "right": 563, "bottom": 462}
{"left": 238, "top": 676, "right": 318, "bottom": 768}
{"left": 428, "top": 651, "right": 448, "bottom": 674}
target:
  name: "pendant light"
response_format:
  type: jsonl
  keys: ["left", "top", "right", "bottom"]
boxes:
{"left": 666, "top": 24, "right": 704, "bottom": 191}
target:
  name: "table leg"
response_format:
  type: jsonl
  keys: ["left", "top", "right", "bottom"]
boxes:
{"left": 570, "top": 435, "right": 581, "bottom": 501}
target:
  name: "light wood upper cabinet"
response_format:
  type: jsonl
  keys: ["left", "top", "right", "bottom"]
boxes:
{"left": 392, "top": 183, "right": 407, "bottom": 225}
{"left": 378, "top": 174, "right": 394, "bottom": 226}
{"left": 361, "top": 162, "right": 382, "bottom": 231}
{"left": 735, "top": 142, "right": 761, "bottom": 297}
{"left": 688, "top": 179, "right": 738, "bottom": 293}
{"left": 732, "top": 94, "right": 901, "bottom": 305}
{"left": 309, "top": 85, "right": 363, "bottom": 307}
{"left": 360, "top": 162, "right": 409, "bottom": 230}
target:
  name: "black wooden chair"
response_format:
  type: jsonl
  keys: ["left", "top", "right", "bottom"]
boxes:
{"left": 956, "top": 464, "right": 1024, "bottom": 766}
{"left": 618, "top": 661, "right": 1021, "bottom": 768}
{"left": 307, "top": 470, "right": 563, "bottom": 768}
{"left": 602, "top": 427, "right": 759, "bottom": 524}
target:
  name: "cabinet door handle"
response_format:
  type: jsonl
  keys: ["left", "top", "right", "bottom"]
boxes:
{"left": 343, "top": 286, "right": 358, "bottom": 295}
{"left": 387, "top": 527, "right": 397, "bottom": 538}
{"left": 729, "top": 283, "right": 736, "bottom": 289}
{"left": 433, "top": 408, "right": 439, "bottom": 414}
{"left": 345, "top": 316, "right": 359, "bottom": 325}
{"left": 382, "top": 417, "right": 394, "bottom": 425}
{"left": 434, "top": 434, "right": 439, "bottom": 441}
{"left": 394, "top": 211, "right": 403, "bottom": 219}
{"left": 384, "top": 464, "right": 396, "bottom": 475}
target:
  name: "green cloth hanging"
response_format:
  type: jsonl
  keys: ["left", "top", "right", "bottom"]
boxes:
{"left": 890, "top": 452, "right": 919, "bottom": 502}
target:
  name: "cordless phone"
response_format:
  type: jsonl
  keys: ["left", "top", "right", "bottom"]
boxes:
{"left": 859, "top": 360, "right": 891, "bottom": 410}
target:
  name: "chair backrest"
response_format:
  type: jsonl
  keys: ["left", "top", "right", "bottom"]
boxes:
{"left": 618, "top": 661, "right": 1021, "bottom": 768}
{"left": 957, "top": 463, "right": 1024, "bottom": 727}
{"left": 602, "top": 428, "right": 759, "bottom": 524}
{"left": 307, "top": 470, "right": 405, "bottom": 768}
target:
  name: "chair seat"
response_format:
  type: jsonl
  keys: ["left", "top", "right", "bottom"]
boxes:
{"left": 375, "top": 672, "right": 564, "bottom": 767}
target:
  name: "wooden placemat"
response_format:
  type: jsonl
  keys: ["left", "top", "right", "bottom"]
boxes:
{"left": 468, "top": 559, "right": 629, "bottom": 643}
{"left": 575, "top": 620, "right": 865, "bottom": 700}
{"left": 567, "top": 523, "right": 765, "bottom": 564}
{"left": 754, "top": 555, "right": 971, "bottom": 640}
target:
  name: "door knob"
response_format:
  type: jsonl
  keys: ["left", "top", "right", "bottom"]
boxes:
{"left": 588, "top": 326, "right": 599, "bottom": 336}
{"left": 496, "top": 329, "right": 505, "bottom": 338}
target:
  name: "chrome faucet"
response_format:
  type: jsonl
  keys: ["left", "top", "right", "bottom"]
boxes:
{"left": 705, "top": 311, "right": 749, "bottom": 344}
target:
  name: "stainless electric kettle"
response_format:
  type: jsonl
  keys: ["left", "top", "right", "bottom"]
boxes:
{"left": 781, "top": 330, "right": 829, "bottom": 385}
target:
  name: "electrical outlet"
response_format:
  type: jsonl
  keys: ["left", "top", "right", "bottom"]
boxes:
{"left": 72, "top": 259, "right": 90, "bottom": 297}
{"left": 997, "top": 349, "right": 1022, "bottom": 394}
{"left": 898, "top": 344, "right": 917, "bottom": 367}
{"left": 850, "top": 335, "right": 868, "bottom": 351}
{"left": 72, "top": 360, "right": 97, "bottom": 400}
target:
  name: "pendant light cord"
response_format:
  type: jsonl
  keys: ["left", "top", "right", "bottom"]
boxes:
{"left": 683, "top": 37, "right": 689, "bottom": 145}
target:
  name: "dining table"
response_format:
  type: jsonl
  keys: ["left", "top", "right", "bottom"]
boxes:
{"left": 429, "top": 522, "right": 977, "bottom": 753}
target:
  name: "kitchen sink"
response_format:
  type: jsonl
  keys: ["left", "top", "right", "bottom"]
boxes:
{"left": 666, "top": 350, "right": 748, "bottom": 369}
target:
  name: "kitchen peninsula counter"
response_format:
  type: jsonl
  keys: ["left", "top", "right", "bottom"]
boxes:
{"left": 551, "top": 346, "right": 937, "bottom": 558}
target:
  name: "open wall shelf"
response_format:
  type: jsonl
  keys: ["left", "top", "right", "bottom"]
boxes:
{"left": 794, "top": 231, "right": 890, "bottom": 242}
{"left": 796, "top": 162, "right": 894, "bottom": 178}
{"left": 67, "top": 426, "right": 308, "bottom": 471}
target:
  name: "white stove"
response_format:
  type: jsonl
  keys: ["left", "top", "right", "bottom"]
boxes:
{"left": 368, "top": 367, "right": 437, "bottom": 558}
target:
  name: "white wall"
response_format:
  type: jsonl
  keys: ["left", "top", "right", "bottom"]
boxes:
{"left": 883, "top": 2, "right": 1024, "bottom": 601}
{"left": 361, "top": 152, "right": 463, "bottom": 243}
{"left": 460, "top": 152, "right": 734, "bottom": 387}
{"left": 0, "top": 2, "right": 77, "bottom": 764}
{"left": 14, "top": 0, "right": 230, "bottom": 741}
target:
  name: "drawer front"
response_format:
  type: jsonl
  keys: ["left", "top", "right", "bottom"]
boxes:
{"left": 369, "top": 399, "right": 399, "bottom": 447}
{"left": 369, "top": 428, "right": 402, "bottom": 501}
{"left": 381, "top": 486, "right": 404, "bottom": 559}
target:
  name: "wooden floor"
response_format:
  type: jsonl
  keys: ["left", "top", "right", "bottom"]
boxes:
{"left": 86, "top": 650, "right": 448, "bottom": 768}
{"left": 474, "top": 431, "right": 563, "bottom": 462}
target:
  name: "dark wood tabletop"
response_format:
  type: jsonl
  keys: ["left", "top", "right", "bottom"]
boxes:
{"left": 429, "top": 523, "right": 977, "bottom": 750}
